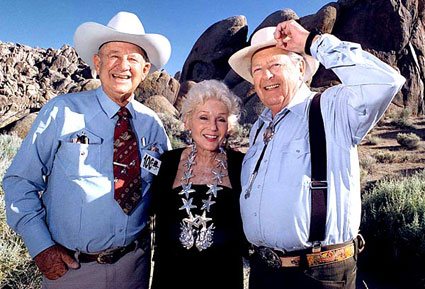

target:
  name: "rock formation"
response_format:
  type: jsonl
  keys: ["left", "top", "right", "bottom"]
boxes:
{"left": 179, "top": 16, "right": 248, "bottom": 83}
{"left": 0, "top": 0, "right": 423, "bottom": 137}
{"left": 0, "top": 43, "right": 90, "bottom": 129}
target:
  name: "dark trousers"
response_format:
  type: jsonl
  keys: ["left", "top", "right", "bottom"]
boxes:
{"left": 249, "top": 252, "right": 357, "bottom": 289}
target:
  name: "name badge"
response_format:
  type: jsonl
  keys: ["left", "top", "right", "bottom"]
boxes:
{"left": 141, "top": 153, "right": 161, "bottom": 175}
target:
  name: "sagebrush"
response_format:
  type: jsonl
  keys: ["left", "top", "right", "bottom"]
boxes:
{"left": 361, "top": 170, "right": 425, "bottom": 280}
{"left": 0, "top": 133, "right": 42, "bottom": 288}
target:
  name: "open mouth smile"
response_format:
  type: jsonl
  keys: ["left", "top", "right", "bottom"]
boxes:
{"left": 112, "top": 74, "right": 131, "bottom": 80}
{"left": 204, "top": 134, "right": 218, "bottom": 140}
{"left": 264, "top": 84, "right": 280, "bottom": 90}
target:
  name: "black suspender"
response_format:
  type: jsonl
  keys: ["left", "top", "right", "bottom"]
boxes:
{"left": 250, "top": 93, "right": 327, "bottom": 243}
{"left": 308, "top": 93, "right": 327, "bottom": 242}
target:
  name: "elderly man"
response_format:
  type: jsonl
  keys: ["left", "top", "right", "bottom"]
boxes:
{"left": 229, "top": 19, "right": 405, "bottom": 288}
{"left": 3, "top": 12, "right": 171, "bottom": 289}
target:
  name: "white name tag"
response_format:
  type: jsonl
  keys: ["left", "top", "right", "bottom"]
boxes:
{"left": 141, "top": 153, "right": 161, "bottom": 175}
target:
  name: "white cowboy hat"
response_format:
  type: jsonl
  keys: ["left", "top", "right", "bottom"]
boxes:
{"left": 228, "top": 26, "right": 319, "bottom": 84}
{"left": 74, "top": 11, "right": 171, "bottom": 72}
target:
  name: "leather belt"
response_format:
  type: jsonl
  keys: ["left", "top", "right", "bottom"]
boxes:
{"left": 66, "top": 226, "right": 150, "bottom": 264}
{"left": 254, "top": 235, "right": 364, "bottom": 269}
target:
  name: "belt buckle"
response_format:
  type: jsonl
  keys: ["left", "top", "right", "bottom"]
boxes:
{"left": 97, "top": 250, "right": 118, "bottom": 264}
{"left": 257, "top": 247, "right": 282, "bottom": 269}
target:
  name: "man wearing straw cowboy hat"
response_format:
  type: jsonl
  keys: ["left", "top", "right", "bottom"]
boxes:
{"left": 4, "top": 11, "right": 171, "bottom": 288}
{"left": 229, "top": 19, "right": 405, "bottom": 288}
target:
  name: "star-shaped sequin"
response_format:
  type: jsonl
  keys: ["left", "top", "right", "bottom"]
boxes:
{"left": 181, "top": 169, "right": 194, "bottom": 184}
{"left": 183, "top": 212, "right": 199, "bottom": 228}
{"left": 195, "top": 211, "right": 212, "bottom": 228}
{"left": 178, "top": 182, "right": 196, "bottom": 198}
{"left": 206, "top": 183, "right": 222, "bottom": 198}
{"left": 201, "top": 196, "right": 216, "bottom": 212}
{"left": 179, "top": 198, "right": 197, "bottom": 214}
{"left": 184, "top": 155, "right": 196, "bottom": 168}
{"left": 212, "top": 170, "right": 226, "bottom": 184}
{"left": 215, "top": 157, "right": 227, "bottom": 170}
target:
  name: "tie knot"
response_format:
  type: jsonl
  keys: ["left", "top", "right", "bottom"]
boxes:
{"left": 117, "top": 107, "right": 131, "bottom": 118}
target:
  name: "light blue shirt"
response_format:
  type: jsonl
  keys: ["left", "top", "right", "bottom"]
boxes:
{"left": 3, "top": 87, "right": 171, "bottom": 258}
{"left": 240, "top": 34, "right": 406, "bottom": 252}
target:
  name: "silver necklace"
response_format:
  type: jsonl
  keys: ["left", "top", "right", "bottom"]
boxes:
{"left": 178, "top": 144, "right": 227, "bottom": 251}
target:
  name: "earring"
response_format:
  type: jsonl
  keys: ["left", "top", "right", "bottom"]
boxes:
{"left": 220, "top": 134, "right": 230, "bottom": 149}
{"left": 182, "top": 129, "right": 192, "bottom": 145}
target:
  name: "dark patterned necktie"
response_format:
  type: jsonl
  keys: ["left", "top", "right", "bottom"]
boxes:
{"left": 113, "top": 107, "right": 142, "bottom": 214}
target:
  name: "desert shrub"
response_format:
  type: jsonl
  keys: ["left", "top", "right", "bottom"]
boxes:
{"left": 0, "top": 133, "right": 42, "bottom": 288}
{"left": 399, "top": 154, "right": 410, "bottom": 163}
{"left": 361, "top": 170, "right": 425, "bottom": 283}
{"left": 360, "top": 169, "right": 369, "bottom": 184}
{"left": 364, "top": 134, "right": 381, "bottom": 145}
{"left": 359, "top": 155, "right": 375, "bottom": 172}
{"left": 390, "top": 108, "right": 415, "bottom": 129}
{"left": 374, "top": 151, "right": 396, "bottom": 163}
{"left": 397, "top": 132, "right": 421, "bottom": 150}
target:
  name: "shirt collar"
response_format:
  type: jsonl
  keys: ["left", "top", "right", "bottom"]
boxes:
{"left": 96, "top": 86, "right": 137, "bottom": 119}
{"left": 258, "top": 83, "right": 313, "bottom": 123}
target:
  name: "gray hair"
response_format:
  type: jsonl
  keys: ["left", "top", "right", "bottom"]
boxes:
{"left": 181, "top": 79, "right": 241, "bottom": 131}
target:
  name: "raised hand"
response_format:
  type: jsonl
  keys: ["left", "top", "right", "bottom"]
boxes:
{"left": 274, "top": 20, "right": 310, "bottom": 54}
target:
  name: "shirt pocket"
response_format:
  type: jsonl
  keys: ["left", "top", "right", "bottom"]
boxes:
{"left": 139, "top": 143, "right": 162, "bottom": 185}
{"left": 278, "top": 138, "right": 310, "bottom": 187}
{"left": 56, "top": 132, "right": 103, "bottom": 178}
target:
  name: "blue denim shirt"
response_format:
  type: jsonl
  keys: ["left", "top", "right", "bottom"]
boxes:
{"left": 240, "top": 34, "right": 406, "bottom": 252}
{"left": 3, "top": 87, "right": 171, "bottom": 258}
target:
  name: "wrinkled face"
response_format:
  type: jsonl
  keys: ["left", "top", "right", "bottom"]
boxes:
{"left": 93, "top": 41, "right": 151, "bottom": 106}
{"left": 251, "top": 46, "right": 304, "bottom": 117}
{"left": 186, "top": 99, "right": 229, "bottom": 152}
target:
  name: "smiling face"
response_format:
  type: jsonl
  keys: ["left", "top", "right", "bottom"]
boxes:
{"left": 93, "top": 41, "right": 151, "bottom": 106}
{"left": 251, "top": 46, "right": 305, "bottom": 117}
{"left": 186, "top": 99, "right": 229, "bottom": 153}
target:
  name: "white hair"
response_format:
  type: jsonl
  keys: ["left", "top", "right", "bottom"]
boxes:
{"left": 181, "top": 79, "right": 241, "bottom": 131}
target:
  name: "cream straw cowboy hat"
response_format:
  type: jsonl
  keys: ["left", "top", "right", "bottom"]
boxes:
{"left": 74, "top": 11, "right": 171, "bottom": 72}
{"left": 228, "top": 26, "right": 319, "bottom": 84}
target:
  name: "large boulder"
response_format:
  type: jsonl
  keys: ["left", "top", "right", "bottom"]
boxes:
{"left": 143, "top": 95, "right": 179, "bottom": 117}
{"left": 315, "top": 0, "right": 424, "bottom": 114}
{"left": 179, "top": 16, "right": 248, "bottom": 83}
{"left": 251, "top": 9, "right": 299, "bottom": 37}
{"left": 135, "top": 70, "right": 180, "bottom": 105}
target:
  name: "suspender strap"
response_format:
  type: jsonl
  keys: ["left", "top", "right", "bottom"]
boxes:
{"left": 308, "top": 93, "right": 327, "bottom": 242}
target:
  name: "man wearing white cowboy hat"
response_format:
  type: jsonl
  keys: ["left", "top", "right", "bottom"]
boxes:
{"left": 4, "top": 11, "right": 171, "bottom": 289}
{"left": 229, "top": 19, "right": 405, "bottom": 288}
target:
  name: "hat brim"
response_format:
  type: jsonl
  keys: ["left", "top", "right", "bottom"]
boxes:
{"left": 74, "top": 22, "right": 171, "bottom": 73}
{"left": 229, "top": 39, "right": 319, "bottom": 84}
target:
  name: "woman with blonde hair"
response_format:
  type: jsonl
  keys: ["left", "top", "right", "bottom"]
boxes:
{"left": 150, "top": 79, "right": 247, "bottom": 289}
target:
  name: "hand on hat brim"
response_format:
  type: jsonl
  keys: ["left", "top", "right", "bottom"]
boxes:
{"left": 274, "top": 20, "right": 310, "bottom": 55}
